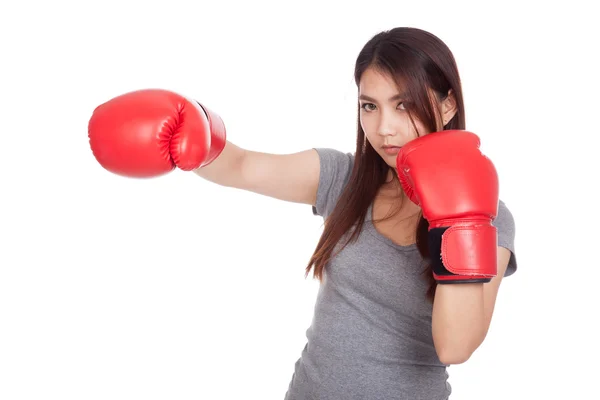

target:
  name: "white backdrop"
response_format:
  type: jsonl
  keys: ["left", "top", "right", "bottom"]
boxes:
{"left": 1, "top": 0, "right": 598, "bottom": 399}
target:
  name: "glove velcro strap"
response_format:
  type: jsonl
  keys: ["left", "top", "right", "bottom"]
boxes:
{"left": 194, "top": 101, "right": 227, "bottom": 167}
{"left": 428, "top": 224, "right": 498, "bottom": 284}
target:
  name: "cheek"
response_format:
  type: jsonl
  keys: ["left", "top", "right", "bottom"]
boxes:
{"left": 407, "top": 116, "right": 431, "bottom": 136}
{"left": 360, "top": 114, "right": 376, "bottom": 138}
{"left": 399, "top": 113, "right": 417, "bottom": 130}
{"left": 362, "top": 126, "right": 378, "bottom": 147}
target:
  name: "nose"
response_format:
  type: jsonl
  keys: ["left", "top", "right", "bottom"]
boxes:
{"left": 377, "top": 113, "right": 397, "bottom": 137}
{"left": 376, "top": 111, "right": 414, "bottom": 144}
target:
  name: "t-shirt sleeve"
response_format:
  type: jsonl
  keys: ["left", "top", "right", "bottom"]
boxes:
{"left": 493, "top": 199, "right": 518, "bottom": 277}
{"left": 311, "top": 148, "right": 355, "bottom": 219}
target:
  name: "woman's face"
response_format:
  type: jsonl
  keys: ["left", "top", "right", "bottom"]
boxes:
{"left": 358, "top": 67, "right": 453, "bottom": 169}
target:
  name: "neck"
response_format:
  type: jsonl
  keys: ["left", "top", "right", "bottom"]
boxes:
{"left": 385, "top": 168, "right": 398, "bottom": 183}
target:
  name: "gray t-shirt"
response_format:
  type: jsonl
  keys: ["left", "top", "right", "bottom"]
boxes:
{"left": 284, "top": 148, "right": 517, "bottom": 400}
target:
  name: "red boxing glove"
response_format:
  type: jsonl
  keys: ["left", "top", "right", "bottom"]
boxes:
{"left": 88, "top": 89, "right": 226, "bottom": 178}
{"left": 396, "top": 130, "right": 499, "bottom": 284}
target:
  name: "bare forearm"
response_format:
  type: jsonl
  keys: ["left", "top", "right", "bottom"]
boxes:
{"left": 432, "top": 283, "right": 486, "bottom": 364}
{"left": 193, "top": 140, "right": 246, "bottom": 187}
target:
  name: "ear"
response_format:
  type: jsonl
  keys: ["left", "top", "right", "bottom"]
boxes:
{"left": 441, "top": 89, "right": 458, "bottom": 126}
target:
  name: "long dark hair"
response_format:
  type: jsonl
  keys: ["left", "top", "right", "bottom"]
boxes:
{"left": 305, "top": 27, "right": 466, "bottom": 303}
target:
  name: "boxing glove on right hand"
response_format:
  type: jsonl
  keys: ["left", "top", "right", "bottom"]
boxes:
{"left": 88, "top": 89, "right": 226, "bottom": 178}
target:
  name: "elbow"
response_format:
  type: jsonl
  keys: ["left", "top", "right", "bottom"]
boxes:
{"left": 433, "top": 326, "right": 487, "bottom": 365}
{"left": 436, "top": 346, "right": 474, "bottom": 365}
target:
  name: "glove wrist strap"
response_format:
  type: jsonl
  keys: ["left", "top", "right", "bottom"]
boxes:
{"left": 428, "top": 223, "right": 498, "bottom": 284}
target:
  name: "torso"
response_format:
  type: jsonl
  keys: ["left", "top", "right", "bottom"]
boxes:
{"left": 284, "top": 155, "right": 452, "bottom": 400}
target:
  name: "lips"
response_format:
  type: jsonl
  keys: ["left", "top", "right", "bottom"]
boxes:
{"left": 382, "top": 145, "right": 402, "bottom": 155}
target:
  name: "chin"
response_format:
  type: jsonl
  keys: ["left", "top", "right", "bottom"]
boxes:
{"left": 380, "top": 153, "right": 398, "bottom": 168}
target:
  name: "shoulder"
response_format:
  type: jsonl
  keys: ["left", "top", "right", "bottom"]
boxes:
{"left": 314, "top": 148, "right": 355, "bottom": 175}
{"left": 493, "top": 199, "right": 518, "bottom": 276}
{"left": 312, "top": 148, "right": 355, "bottom": 218}
{"left": 494, "top": 200, "right": 516, "bottom": 243}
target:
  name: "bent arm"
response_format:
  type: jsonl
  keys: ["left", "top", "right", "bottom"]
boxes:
{"left": 431, "top": 246, "right": 512, "bottom": 364}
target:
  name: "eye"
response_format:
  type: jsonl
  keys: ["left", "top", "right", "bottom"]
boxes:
{"left": 397, "top": 102, "right": 407, "bottom": 110}
{"left": 360, "top": 103, "right": 377, "bottom": 112}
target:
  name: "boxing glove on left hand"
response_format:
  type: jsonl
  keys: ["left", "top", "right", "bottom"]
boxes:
{"left": 88, "top": 89, "right": 226, "bottom": 178}
{"left": 396, "top": 130, "right": 499, "bottom": 284}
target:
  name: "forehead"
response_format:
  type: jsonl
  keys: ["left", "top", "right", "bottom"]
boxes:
{"left": 358, "top": 67, "right": 407, "bottom": 99}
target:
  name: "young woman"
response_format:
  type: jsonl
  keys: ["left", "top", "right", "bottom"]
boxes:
{"left": 89, "top": 26, "right": 517, "bottom": 400}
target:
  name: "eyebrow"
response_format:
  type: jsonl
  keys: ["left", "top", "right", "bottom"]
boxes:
{"left": 358, "top": 93, "right": 407, "bottom": 102}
